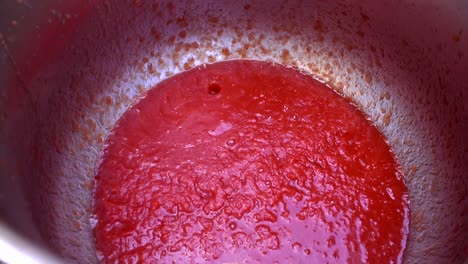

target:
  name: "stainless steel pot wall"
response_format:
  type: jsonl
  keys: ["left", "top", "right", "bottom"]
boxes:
{"left": 0, "top": 0, "right": 467, "bottom": 263}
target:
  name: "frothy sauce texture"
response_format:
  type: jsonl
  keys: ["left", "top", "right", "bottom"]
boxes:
{"left": 93, "top": 60, "right": 409, "bottom": 263}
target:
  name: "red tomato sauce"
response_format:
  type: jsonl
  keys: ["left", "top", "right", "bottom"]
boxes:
{"left": 93, "top": 60, "right": 409, "bottom": 263}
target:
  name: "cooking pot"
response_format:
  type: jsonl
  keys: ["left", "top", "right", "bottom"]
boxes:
{"left": 0, "top": 0, "right": 466, "bottom": 263}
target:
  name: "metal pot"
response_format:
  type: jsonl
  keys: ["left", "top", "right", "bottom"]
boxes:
{"left": 0, "top": 0, "right": 466, "bottom": 263}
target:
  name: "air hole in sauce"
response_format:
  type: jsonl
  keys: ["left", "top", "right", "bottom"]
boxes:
{"left": 208, "top": 83, "right": 221, "bottom": 95}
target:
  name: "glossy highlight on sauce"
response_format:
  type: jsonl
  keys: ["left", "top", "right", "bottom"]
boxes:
{"left": 93, "top": 60, "right": 409, "bottom": 263}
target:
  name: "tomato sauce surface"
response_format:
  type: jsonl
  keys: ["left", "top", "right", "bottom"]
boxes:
{"left": 93, "top": 60, "right": 409, "bottom": 263}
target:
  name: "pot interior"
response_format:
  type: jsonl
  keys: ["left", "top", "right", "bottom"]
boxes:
{"left": 0, "top": 0, "right": 467, "bottom": 263}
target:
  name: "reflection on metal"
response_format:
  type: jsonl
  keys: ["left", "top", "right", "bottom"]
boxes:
{"left": 0, "top": 223, "right": 62, "bottom": 264}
